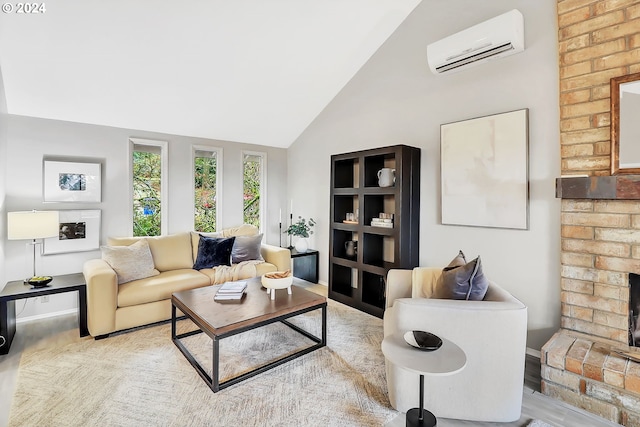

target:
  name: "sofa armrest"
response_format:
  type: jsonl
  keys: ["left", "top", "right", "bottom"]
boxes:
{"left": 260, "top": 244, "right": 291, "bottom": 272}
{"left": 386, "top": 269, "right": 412, "bottom": 309}
{"left": 83, "top": 258, "right": 118, "bottom": 337}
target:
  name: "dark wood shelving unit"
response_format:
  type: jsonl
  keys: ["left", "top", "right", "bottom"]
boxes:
{"left": 329, "top": 145, "right": 421, "bottom": 318}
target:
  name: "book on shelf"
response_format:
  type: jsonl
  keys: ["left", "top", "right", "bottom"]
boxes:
{"left": 370, "top": 219, "right": 393, "bottom": 228}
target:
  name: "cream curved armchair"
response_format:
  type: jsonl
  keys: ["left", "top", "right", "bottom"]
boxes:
{"left": 383, "top": 267, "right": 528, "bottom": 423}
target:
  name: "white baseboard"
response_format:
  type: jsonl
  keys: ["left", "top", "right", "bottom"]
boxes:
{"left": 526, "top": 347, "right": 541, "bottom": 358}
{"left": 16, "top": 308, "right": 78, "bottom": 324}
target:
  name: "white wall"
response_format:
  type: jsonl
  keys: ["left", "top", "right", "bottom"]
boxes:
{"left": 4, "top": 115, "right": 287, "bottom": 318}
{"left": 0, "top": 66, "right": 7, "bottom": 288}
{"left": 288, "top": 1, "right": 560, "bottom": 350}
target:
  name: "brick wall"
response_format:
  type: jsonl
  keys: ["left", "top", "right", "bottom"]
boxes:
{"left": 559, "top": 0, "right": 640, "bottom": 345}
{"left": 544, "top": 1, "right": 640, "bottom": 424}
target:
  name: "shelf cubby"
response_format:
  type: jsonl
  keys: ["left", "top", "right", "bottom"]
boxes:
{"left": 333, "top": 195, "right": 358, "bottom": 223}
{"left": 333, "top": 158, "right": 359, "bottom": 189}
{"left": 330, "top": 263, "right": 356, "bottom": 298}
{"left": 332, "top": 229, "right": 358, "bottom": 261}
{"left": 362, "top": 271, "right": 386, "bottom": 309}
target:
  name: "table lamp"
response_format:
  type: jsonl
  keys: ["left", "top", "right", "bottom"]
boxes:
{"left": 7, "top": 210, "right": 59, "bottom": 286}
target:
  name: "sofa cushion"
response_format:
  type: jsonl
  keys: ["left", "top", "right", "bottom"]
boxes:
{"left": 220, "top": 224, "right": 259, "bottom": 237}
{"left": 101, "top": 239, "right": 160, "bottom": 284}
{"left": 436, "top": 255, "right": 489, "bottom": 301}
{"left": 190, "top": 226, "right": 258, "bottom": 261}
{"left": 411, "top": 267, "right": 443, "bottom": 299}
{"left": 191, "top": 231, "right": 222, "bottom": 262}
{"left": 232, "top": 233, "right": 265, "bottom": 263}
{"left": 146, "top": 233, "right": 194, "bottom": 271}
{"left": 193, "top": 236, "right": 235, "bottom": 270}
{"left": 117, "top": 269, "right": 210, "bottom": 307}
{"left": 108, "top": 233, "right": 194, "bottom": 272}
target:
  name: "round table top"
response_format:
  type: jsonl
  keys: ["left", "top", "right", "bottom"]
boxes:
{"left": 381, "top": 332, "right": 466, "bottom": 376}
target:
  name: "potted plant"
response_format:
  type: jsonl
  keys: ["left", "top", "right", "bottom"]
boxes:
{"left": 284, "top": 216, "right": 316, "bottom": 253}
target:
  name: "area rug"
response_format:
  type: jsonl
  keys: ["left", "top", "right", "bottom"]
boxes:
{"left": 526, "top": 420, "right": 554, "bottom": 427}
{"left": 8, "top": 300, "right": 396, "bottom": 427}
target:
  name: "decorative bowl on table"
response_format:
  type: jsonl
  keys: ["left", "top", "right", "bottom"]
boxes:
{"left": 403, "top": 330, "right": 443, "bottom": 351}
{"left": 27, "top": 276, "right": 53, "bottom": 287}
{"left": 261, "top": 270, "right": 293, "bottom": 290}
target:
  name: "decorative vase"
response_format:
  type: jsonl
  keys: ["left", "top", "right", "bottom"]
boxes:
{"left": 294, "top": 237, "right": 308, "bottom": 253}
{"left": 377, "top": 168, "right": 396, "bottom": 187}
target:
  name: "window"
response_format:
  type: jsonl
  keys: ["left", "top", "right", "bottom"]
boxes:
{"left": 130, "top": 138, "right": 168, "bottom": 236}
{"left": 242, "top": 151, "right": 266, "bottom": 230}
{"left": 193, "top": 147, "right": 222, "bottom": 232}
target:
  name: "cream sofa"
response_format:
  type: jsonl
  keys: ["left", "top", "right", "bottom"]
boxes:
{"left": 83, "top": 225, "right": 290, "bottom": 338}
{"left": 384, "top": 267, "right": 528, "bottom": 423}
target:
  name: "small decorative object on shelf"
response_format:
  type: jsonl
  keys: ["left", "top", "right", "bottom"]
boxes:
{"left": 371, "top": 212, "right": 394, "bottom": 228}
{"left": 377, "top": 168, "right": 395, "bottom": 187}
{"left": 284, "top": 216, "right": 316, "bottom": 253}
{"left": 345, "top": 240, "right": 357, "bottom": 258}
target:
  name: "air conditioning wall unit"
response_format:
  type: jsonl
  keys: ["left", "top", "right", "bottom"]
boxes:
{"left": 426, "top": 9, "right": 524, "bottom": 75}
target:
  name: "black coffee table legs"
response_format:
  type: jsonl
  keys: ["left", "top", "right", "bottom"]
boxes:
{"left": 406, "top": 374, "right": 437, "bottom": 427}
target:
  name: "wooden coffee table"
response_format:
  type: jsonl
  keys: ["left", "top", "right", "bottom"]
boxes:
{"left": 171, "top": 277, "right": 327, "bottom": 392}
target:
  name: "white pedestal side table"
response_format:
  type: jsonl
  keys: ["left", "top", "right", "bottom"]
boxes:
{"left": 381, "top": 332, "right": 467, "bottom": 427}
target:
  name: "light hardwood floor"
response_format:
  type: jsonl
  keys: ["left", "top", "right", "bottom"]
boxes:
{"left": 0, "top": 285, "right": 622, "bottom": 427}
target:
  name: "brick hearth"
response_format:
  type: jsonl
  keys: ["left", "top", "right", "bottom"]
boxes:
{"left": 544, "top": 1, "right": 640, "bottom": 425}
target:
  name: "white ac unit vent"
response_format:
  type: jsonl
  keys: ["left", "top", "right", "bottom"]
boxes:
{"left": 426, "top": 9, "right": 524, "bottom": 75}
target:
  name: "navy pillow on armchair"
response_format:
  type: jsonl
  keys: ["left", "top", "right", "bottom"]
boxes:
{"left": 193, "top": 236, "right": 236, "bottom": 270}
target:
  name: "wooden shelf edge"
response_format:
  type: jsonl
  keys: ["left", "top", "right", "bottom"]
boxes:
{"left": 556, "top": 175, "right": 640, "bottom": 200}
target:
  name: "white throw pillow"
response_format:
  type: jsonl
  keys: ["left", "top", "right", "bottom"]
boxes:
{"left": 101, "top": 239, "right": 160, "bottom": 284}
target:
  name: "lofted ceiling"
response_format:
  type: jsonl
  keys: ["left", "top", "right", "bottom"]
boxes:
{"left": 0, "top": 0, "right": 421, "bottom": 148}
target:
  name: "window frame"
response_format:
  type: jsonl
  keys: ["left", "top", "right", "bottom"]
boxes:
{"left": 129, "top": 137, "right": 169, "bottom": 236}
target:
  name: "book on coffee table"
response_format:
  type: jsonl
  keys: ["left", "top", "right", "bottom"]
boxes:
{"left": 217, "top": 280, "right": 247, "bottom": 293}
{"left": 214, "top": 280, "right": 247, "bottom": 301}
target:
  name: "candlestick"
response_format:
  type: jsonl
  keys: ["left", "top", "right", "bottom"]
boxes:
{"left": 289, "top": 212, "right": 293, "bottom": 249}
{"left": 279, "top": 222, "right": 282, "bottom": 247}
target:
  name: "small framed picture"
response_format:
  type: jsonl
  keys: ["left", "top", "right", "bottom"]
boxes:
{"left": 43, "top": 160, "right": 101, "bottom": 202}
{"left": 43, "top": 210, "right": 101, "bottom": 255}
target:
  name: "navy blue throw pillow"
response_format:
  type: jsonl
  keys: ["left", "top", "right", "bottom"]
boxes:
{"left": 193, "top": 236, "right": 235, "bottom": 270}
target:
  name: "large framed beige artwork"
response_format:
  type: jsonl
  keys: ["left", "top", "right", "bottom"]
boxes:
{"left": 440, "top": 109, "right": 529, "bottom": 230}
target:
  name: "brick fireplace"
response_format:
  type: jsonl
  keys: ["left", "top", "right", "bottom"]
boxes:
{"left": 542, "top": 1, "right": 640, "bottom": 425}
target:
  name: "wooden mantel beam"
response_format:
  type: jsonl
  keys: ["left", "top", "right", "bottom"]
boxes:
{"left": 556, "top": 175, "right": 640, "bottom": 200}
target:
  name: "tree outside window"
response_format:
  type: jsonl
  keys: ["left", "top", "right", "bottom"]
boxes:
{"left": 133, "top": 148, "right": 162, "bottom": 236}
{"left": 194, "top": 150, "right": 218, "bottom": 232}
{"left": 243, "top": 152, "right": 264, "bottom": 228}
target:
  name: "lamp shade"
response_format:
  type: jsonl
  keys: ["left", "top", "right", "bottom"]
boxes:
{"left": 7, "top": 211, "right": 59, "bottom": 240}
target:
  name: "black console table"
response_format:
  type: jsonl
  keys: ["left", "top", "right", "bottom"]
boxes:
{"left": 0, "top": 273, "right": 88, "bottom": 355}
{"left": 290, "top": 249, "right": 319, "bottom": 283}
